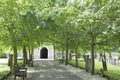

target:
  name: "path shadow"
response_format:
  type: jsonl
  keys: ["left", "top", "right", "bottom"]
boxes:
{"left": 26, "top": 65, "right": 83, "bottom": 80}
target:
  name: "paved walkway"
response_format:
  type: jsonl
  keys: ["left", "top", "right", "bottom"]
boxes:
{"left": 26, "top": 60, "right": 108, "bottom": 80}
{"left": 4, "top": 59, "right": 108, "bottom": 80}
{"left": 61, "top": 64, "right": 107, "bottom": 80}
{"left": 26, "top": 65, "right": 83, "bottom": 80}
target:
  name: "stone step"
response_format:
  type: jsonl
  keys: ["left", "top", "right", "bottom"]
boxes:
{"left": 33, "top": 59, "right": 56, "bottom": 67}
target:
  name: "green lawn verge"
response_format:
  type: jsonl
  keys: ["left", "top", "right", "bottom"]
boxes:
{"left": 104, "top": 63, "right": 120, "bottom": 79}
{"left": 0, "top": 63, "right": 10, "bottom": 78}
{"left": 68, "top": 59, "right": 120, "bottom": 79}
{"left": 17, "top": 59, "right": 23, "bottom": 65}
{"left": 68, "top": 59, "right": 85, "bottom": 68}
{"left": 0, "top": 59, "right": 26, "bottom": 79}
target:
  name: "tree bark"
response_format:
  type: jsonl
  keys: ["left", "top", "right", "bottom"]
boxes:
{"left": 75, "top": 47, "right": 78, "bottom": 68}
{"left": 23, "top": 45, "right": 27, "bottom": 67}
{"left": 109, "top": 53, "right": 112, "bottom": 63}
{"left": 61, "top": 48, "right": 65, "bottom": 63}
{"left": 53, "top": 44, "right": 56, "bottom": 60}
{"left": 65, "top": 39, "right": 68, "bottom": 65}
{"left": 102, "top": 52, "right": 107, "bottom": 71}
{"left": 25, "top": 46, "right": 28, "bottom": 64}
{"left": 62, "top": 48, "right": 64, "bottom": 60}
{"left": 31, "top": 47, "right": 34, "bottom": 60}
{"left": 8, "top": 54, "right": 13, "bottom": 69}
{"left": 28, "top": 48, "right": 31, "bottom": 60}
{"left": 13, "top": 45, "right": 17, "bottom": 68}
{"left": 69, "top": 52, "right": 72, "bottom": 60}
{"left": 85, "top": 55, "right": 90, "bottom": 72}
{"left": 91, "top": 34, "right": 95, "bottom": 75}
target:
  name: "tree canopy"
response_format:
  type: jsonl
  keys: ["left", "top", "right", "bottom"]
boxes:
{"left": 0, "top": 0, "right": 120, "bottom": 74}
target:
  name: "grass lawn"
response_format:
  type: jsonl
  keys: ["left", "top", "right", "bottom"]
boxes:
{"left": 68, "top": 59, "right": 120, "bottom": 79}
{"left": 0, "top": 63, "right": 10, "bottom": 78}
{"left": 68, "top": 59, "right": 85, "bottom": 68}
{"left": 104, "top": 63, "right": 120, "bottom": 79}
{"left": 0, "top": 59, "right": 24, "bottom": 79}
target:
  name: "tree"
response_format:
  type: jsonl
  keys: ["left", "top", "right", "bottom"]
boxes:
{"left": 74, "top": 0, "right": 120, "bottom": 74}
{"left": 0, "top": 0, "right": 21, "bottom": 68}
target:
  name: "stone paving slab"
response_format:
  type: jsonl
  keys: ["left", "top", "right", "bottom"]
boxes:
{"left": 61, "top": 64, "right": 108, "bottom": 80}
{"left": 5, "top": 60, "right": 108, "bottom": 80}
{"left": 26, "top": 60, "right": 108, "bottom": 80}
{"left": 26, "top": 65, "right": 83, "bottom": 80}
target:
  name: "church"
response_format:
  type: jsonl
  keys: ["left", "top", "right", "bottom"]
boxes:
{"left": 33, "top": 45, "right": 54, "bottom": 60}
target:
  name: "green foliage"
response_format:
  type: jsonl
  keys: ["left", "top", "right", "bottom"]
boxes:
{"left": 0, "top": 0, "right": 119, "bottom": 51}
{"left": 0, "top": 0, "right": 120, "bottom": 77}
{"left": 0, "top": 48, "right": 3, "bottom": 54}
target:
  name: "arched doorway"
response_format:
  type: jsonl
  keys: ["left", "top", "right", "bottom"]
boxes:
{"left": 40, "top": 47, "right": 48, "bottom": 59}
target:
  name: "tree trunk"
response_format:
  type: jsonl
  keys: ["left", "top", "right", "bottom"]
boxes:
{"left": 10, "top": 54, "right": 13, "bottom": 69}
{"left": 25, "top": 47, "right": 28, "bottom": 64}
{"left": 25, "top": 48, "right": 28, "bottom": 64}
{"left": 65, "top": 39, "right": 68, "bottom": 65}
{"left": 61, "top": 48, "right": 65, "bottom": 63}
{"left": 75, "top": 47, "right": 78, "bottom": 68}
{"left": 62, "top": 48, "right": 64, "bottom": 60}
{"left": 69, "top": 52, "right": 72, "bottom": 60}
{"left": 28, "top": 48, "right": 31, "bottom": 60}
{"left": 23, "top": 45, "right": 27, "bottom": 67}
{"left": 102, "top": 52, "right": 107, "bottom": 71}
{"left": 8, "top": 54, "right": 13, "bottom": 69}
{"left": 85, "top": 55, "right": 90, "bottom": 72}
{"left": 109, "top": 53, "right": 112, "bottom": 63}
{"left": 31, "top": 46, "right": 34, "bottom": 60}
{"left": 91, "top": 35, "right": 95, "bottom": 75}
{"left": 99, "top": 53, "right": 102, "bottom": 61}
{"left": 53, "top": 44, "right": 56, "bottom": 60}
{"left": 13, "top": 45, "right": 17, "bottom": 68}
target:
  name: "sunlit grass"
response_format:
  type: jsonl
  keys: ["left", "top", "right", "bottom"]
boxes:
{"left": 95, "top": 60, "right": 103, "bottom": 72}
{"left": 0, "top": 63, "right": 10, "bottom": 71}
{"left": 18, "top": 59, "right": 23, "bottom": 65}
{"left": 68, "top": 59, "right": 120, "bottom": 79}
{"left": 68, "top": 59, "right": 85, "bottom": 68}
{"left": 0, "top": 59, "right": 23, "bottom": 78}
{"left": 0, "top": 71, "right": 10, "bottom": 78}
{"left": 104, "top": 63, "right": 120, "bottom": 79}
{"left": 0, "top": 63, "right": 10, "bottom": 78}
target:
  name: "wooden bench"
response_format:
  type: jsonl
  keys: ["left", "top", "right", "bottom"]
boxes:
{"left": 14, "top": 65, "right": 27, "bottom": 80}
